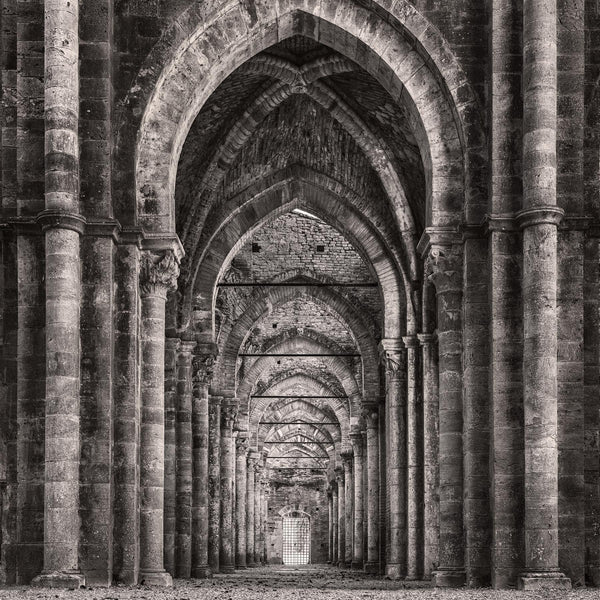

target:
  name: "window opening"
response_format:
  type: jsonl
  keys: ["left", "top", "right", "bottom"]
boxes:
{"left": 282, "top": 515, "right": 310, "bottom": 565}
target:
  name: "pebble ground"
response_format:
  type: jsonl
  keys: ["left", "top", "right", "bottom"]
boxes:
{"left": 1, "top": 566, "right": 598, "bottom": 600}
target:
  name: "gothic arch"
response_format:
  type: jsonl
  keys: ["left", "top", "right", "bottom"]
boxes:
{"left": 119, "top": 0, "right": 485, "bottom": 236}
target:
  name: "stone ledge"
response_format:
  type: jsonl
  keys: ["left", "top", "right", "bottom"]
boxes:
{"left": 433, "top": 569, "right": 466, "bottom": 587}
{"left": 139, "top": 570, "right": 173, "bottom": 586}
{"left": 517, "top": 572, "right": 571, "bottom": 591}
{"left": 31, "top": 571, "right": 85, "bottom": 589}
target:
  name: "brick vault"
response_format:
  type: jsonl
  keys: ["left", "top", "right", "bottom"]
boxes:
{"left": 0, "top": 0, "right": 598, "bottom": 592}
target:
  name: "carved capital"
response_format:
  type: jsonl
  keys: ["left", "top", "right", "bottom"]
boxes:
{"left": 340, "top": 450, "right": 353, "bottom": 469}
{"left": 516, "top": 205, "right": 564, "bottom": 229}
{"left": 221, "top": 402, "right": 237, "bottom": 429}
{"left": 417, "top": 333, "right": 437, "bottom": 347}
{"left": 140, "top": 250, "right": 180, "bottom": 299}
{"left": 425, "top": 244, "right": 462, "bottom": 293}
{"left": 350, "top": 431, "right": 364, "bottom": 455}
{"left": 334, "top": 466, "right": 344, "bottom": 482}
{"left": 193, "top": 353, "right": 216, "bottom": 385}
{"left": 362, "top": 404, "right": 378, "bottom": 429}
{"left": 379, "top": 339, "right": 405, "bottom": 379}
{"left": 236, "top": 435, "right": 249, "bottom": 456}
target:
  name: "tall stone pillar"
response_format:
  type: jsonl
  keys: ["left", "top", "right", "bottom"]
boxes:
{"left": 32, "top": 0, "right": 84, "bottom": 588}
{"left": 342, "top": 451, "right": 354, "bottom": 567}
{"left": 136, "top": 251, "right": 179, "bottom": 586}
{"left": 418, "top": 333, "right": 439, "bottom": 580}
{"left": 208, "top": 396, "right": 222, "bottom": 573}
{"left": 517, "top": 0, "right": 569, "bottom": 590}
{"left": 164, "top": 337, "right": 179, "bottom": 576}
{"left": 425, "top": 246, "right": 465, "bottom": 588}
{"left": 404, "top": 335, "right": 423, "bottom": 580}
{"left": 362, "top": 430, "right": 368, "bottom": 564}
{"left": 260, "top": 477, "right": 269, "bottom": 564}
{"left": 327, "top": 487, "right": 334, "bottom": 564}
{"left": 220, "top": 402, "right": 236, "bottom": 574}
{"left": 254, "top": 463, "right": 263, "bottom": 565}
{"left": 235, "top": 435, "right": 248, "bottom": 569}
{"left": 246, "top": 451, "right": 259, "bottom": 567}
{"left": 175, "top": 340, "right": 194, "bottom": 578}
{"left": 332, "top": 483, "right": 339, "bottom": 566}
{"left": 192, "top": 352, "right": 215, "bottom": 579}
{"left": 351, "top": 433, "right": 364, "bottom": 570}
{"left": 335, "top": 467, "right": 345, "bottom": 567}
{"left": 380, "top": 339, "right": 407, "bottom": 580}
{"left": 363, "top": 405, "right": 380, "bottom": 573}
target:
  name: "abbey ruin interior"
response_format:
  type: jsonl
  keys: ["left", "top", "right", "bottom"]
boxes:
{"left": 1, "top": 0, "right": 599, "bottom": 592}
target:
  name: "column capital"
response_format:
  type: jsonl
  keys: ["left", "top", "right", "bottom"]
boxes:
{"left": 516, "top": 205, "right": 564, "bottom": 229}
{"left": 236, "top": 435, "right": 249, "bottom": 456}
{"left": 221, "top": 401, "right": 237, "bottom": 429}
{"left": 424, "top": 244, "right": 462, "bottom": 293}
{"left": 362, "top": 404, "right": 379, "bottom": 429}
{"left": 350, "top": 431, "right": 364, "bottom": 454}
{"left": 340, "top": 450, "right": 353, "bottom": 467}
{"left": 334, "top": 466, "right": 344, "bottom": 482}
{"left": 165, "top": 336, "right": 181, "bottom": 351}
{"left": 193, "top": 352, "right": 216, "bottom": 385}
{"left": 379, "top": 338, "right": 406, "bottom": 378}
{"left": 140, "top": 250, "right": 180, "bottom": 299}
{"left": 248, "top": 449, "right": 260, "bottom": 466}
{"left": 210, "top": 395, "right": 223, "bottom": 408}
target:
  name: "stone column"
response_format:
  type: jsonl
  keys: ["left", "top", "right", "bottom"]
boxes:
{"left": 404, "top": 335, "right": 423, "bottom": 580}
{"left": 363, "top": 405, "right": 380, "bottom": 573}
{"left": 327, "top": 487, "right": 333, "bottom": 564}
{"left": 254, "top": 463, "right": 263, "bottom": 565}
{"left": 332, "top": 483, "right": 339, "bottom": 566}
{"left": 219, "top": 402, "right": 236, "bottom": 574}
{"left": 246, "top": 451, "right": 259, "bottom": 567}
{"left": 350, "top": 433, "right": 364, "bottom": 570}
{"left": 426, "top": 247, "right": 464, "bottom": 587}
{"left": 516, "top": 0, "right": 569, "bottom": 590}
{"left": 192, "top": 352, "right": 215, "bottom": 579}
{"left": 362, "top": 431, "right": 368, "bottom": 564}
{"left": 380, "top": 339, "right": 407, "bottom": 580}
{"left": 164, "top": 337, "right": 179, "bottom": 576}
{"left": 235, "top": 435, "right": 248, "bottom": 569}
{"left": 342, "top": 451, "right": 354, "bottom": 567}
{"left": 260, "top": 477, "right": 269, "bottom": 565}
{"left": 136, "top": 252, "right": 179, "bottom": 586}
{"left": 208, "top": 396, "right": 222, "bottom": 573}
{"left": 175, "top": 340, "right": 194, "bottom": 578}
{"left": 418, "top": 333, "right": 439, "bottom": 580}
{"left": 31, "top": 0, "right": 84, "bottom": 588}
{"left": 335, "top": 467, "right": 345, "bottom": 567}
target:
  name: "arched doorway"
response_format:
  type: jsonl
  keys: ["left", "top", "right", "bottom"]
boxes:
{"left": 282, "top": 511, "right": 311, "bottom": 566}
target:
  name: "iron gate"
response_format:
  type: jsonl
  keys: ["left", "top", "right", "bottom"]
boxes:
{"left": 282, "top": 516, "right": 310, "bottom": 565}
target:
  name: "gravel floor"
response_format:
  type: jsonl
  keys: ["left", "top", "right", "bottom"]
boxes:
{"left": 1, "top": 566, "right": 599, "bottom": 599}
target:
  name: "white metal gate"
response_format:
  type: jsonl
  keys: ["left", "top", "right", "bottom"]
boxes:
{"left": 282, "top": 516, "right": 310, "bottom": 565}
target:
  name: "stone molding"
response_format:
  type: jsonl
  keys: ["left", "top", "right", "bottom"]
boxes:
{"left": 417, "top": 333, "right": 437, "bottom": 346}
{"left": 402, "top": 335, "right": 420, "bottom": 349}
{"left": 349, "top": 431, "right": 364, "bottom": 455}
{"left": 362, "top": 404, "right": 378, "bottom": 429}
{"left": 516, "top": 206, "right": 564, "bottom": 229}
{"left": 36, "top": 209, "right": 86, "bottom": 235}
{"left": 424, "top": 244, "right": 462, "bottom": 293}
{"left": 139, "top": 250, "right": 180, "bottom": 299}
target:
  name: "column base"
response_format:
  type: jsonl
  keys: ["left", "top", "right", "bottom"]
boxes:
{"left": 191, "top": 565, "right": 212, "bottom": 579}
{"left": 434, "top": 569, "right": 466, "bottom": 587}
{"left": 247, "top": 561, "right": 257, "bottom": 568}
{"left": 337, "top": 560, "right": 347, "bottom": 568}
{"left": 32, "top": 571, "right": 85, "bottom": 589}
{"left": 220, "top": 564, "right": 235, "bottom": 574}
{"left": 351, "top": 560, "right": 363, "bottom": 570}
{"left": 364, "top": 561, "right": 379, "bottom": 574}
{"left": 518, "top": 572, "right": 571, "bottom": 591}
{"left": 140, "top": 571, "right": 173, "bottom": 586}
{"left": 386, "top": 563, "right": 404, "bottom": 580}
{"left": 236, "top": 565, "right": 248, "bottom": 570}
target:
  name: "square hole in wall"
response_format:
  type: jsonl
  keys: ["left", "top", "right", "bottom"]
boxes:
{"left": 252, "top": 242, "right": 261, "bottom": 252}
{"left": 316, "top": 244, "right": 325, "bottom": 252}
